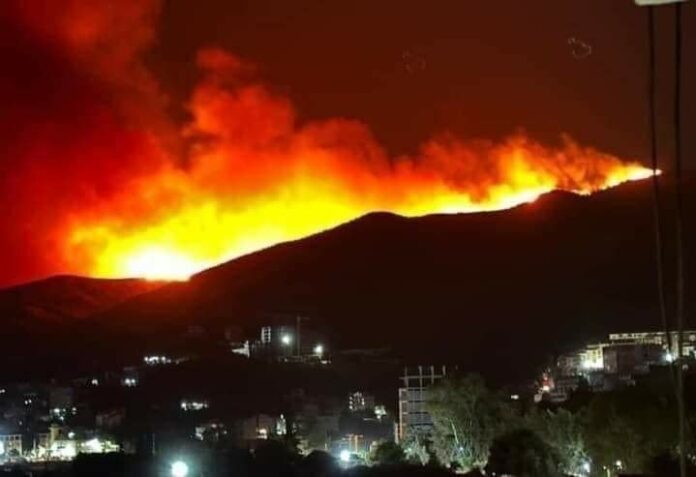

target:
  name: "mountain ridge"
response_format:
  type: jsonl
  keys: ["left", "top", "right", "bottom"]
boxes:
{"left": 4, "top": 177, "right": 695, "bottom": 382}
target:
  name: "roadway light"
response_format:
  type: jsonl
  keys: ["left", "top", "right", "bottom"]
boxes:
{"left": 339, "top": 450, "right": 350, "bottom": 463}
{"left": 582, "top": 460, "right": 591, "bottom": 474}
{"left": 171, "top": 460, "right": 189, "bottom": 477}
{"left": 314, "top": 344, "right": 324, "bottom": 356}
{"left": 281, "top": 334, "right": 292, "bottom": 345}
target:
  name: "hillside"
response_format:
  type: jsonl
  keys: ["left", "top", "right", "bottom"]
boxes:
{"left": 3, "top": 176, "right": 695, "bottom": 383}
{"left": 93, "top": 176, "right": 696, "bottom": 382}
{"left": 0, "top": 275, "right": 163, "bottom": 324}
{"left": 0, "top": 275, "right": 163, "bottom": 381}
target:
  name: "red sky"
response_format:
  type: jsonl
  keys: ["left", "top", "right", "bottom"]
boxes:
{"left": 0, "top": 1, "right": 693, "bottom": 287}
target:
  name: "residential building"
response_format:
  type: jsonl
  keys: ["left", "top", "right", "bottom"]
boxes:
{"left": 0, "top": 433, "right": 23, "bottom": 457}
{"left": 348, "top": 392, "right": 375, "bottom": 413}
{"left": 195, "top": 420, "right": 226, "bottom": 443}
{"left": 609, "top": 330, "right": 696, "bottom": 359}
{"left": 603, "top": 343, "right": 663, "bottom": 376}
{"left": 547, "top": 330, "right": 694, "bottom": 401}
{"left": 555, "top": 330, "right": 696, "bottom": 379}
{"left": 233, "top": 414, "right": 286, "bottom": 447}
{"left": 397, "top": 365, "right": 448, "bottom": 442}
{"left": 579, "top": 342, "right": 605, "bottom": 370}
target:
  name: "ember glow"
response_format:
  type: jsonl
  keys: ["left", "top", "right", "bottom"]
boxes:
{"left": 66, "top": 114, "right": 653, "bottom": 281}
{"left": 1, "top": 1, "right": 654, "bottom": 284}
{"left": 77, "top": 158, "right": 651, "bottom": 282}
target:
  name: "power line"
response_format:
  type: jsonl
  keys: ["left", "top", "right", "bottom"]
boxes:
{"left": 646, "top": 5, "right": 673, "bottom": 364}
{"left": 672, "top": 3, "right": 687, "bottom": 475}
{"left": 645, "top": 4, "right": 687, "bottom": 474}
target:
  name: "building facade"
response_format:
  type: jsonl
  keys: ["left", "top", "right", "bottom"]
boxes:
{"left": 348, "top": 392, "right": 375, "bottom": 413}
{"left": 608, "top": 330, "right": 696, "bottom": 360}
{"left": 546, "top": 330, "right": 696, "bottom": 401}
{"left": 0, "top": 433, "right": 23, "bottom": 458}
{"left": 397, "top": 365, "right": 448, "bottom": 442}
{"left": 603, "top": 343, "right": 663, "bottom": 376}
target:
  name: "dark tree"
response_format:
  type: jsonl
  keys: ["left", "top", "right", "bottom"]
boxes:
{"left": 486, "top": 428, "right": 561, "bottom": 477}
{"left": 427, "top": 374, "right": 515, "bottom": 470}
{"left": 582, "top": 386, "right": 679, "bottom": 474}
{"left": 253, "top": 439, "right": 300, "bottom": 477}
{"left": 371, "top": 441, "right": 405, "bottom": 465}
{"left": 298, "top": 450, "right": 340, "bottom": 477}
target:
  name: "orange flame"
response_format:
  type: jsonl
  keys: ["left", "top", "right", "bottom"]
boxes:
{"left": 73, "top": 162, "right": 652, "bottom": 282}
{"left": 43, "top": 48, "right": 654, "bottom": 282}
{"left": 0, "top": 2, "right": 657, "bottom": 287}
{"left": 62, "top": 50, "right": 653, "bottom": 281}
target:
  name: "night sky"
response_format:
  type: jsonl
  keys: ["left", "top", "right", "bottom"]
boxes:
{"left": 0, "top": 1, "right": 694, "bottom": 287}
{"left": 153, "top": 1, "right": 695, "bottom": 159}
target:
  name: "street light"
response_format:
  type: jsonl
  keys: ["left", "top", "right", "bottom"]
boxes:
{"left": 314, "top": 344, "right": 324, "bottom": 356}
{"left": 281, "top": 334, "right": 292, "bottom": 346}
{"left": 171, "top": 460, "right": 189, "bottom": 477}
{"left": 339, "top": 450, "right": 350, "bottom": 463}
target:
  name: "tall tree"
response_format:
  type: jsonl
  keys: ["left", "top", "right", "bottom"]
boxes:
{"left": 524, "top": 407, "right": 588, "bottom": 476}
{"left": 371, "top": 441, "right": 406, "bottom": 466}
{"left": 427, "top": 374, "right": 515, "bottom": 471}
{"left": 486, "top": 428, "right": 562, "bottom": 477}
{"left": 582, "top": 386, "right": 680, "bottom": 475}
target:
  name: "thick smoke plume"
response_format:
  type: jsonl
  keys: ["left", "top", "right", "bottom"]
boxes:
{"left": 0, "top": 1, "right": 650, "bottom": 284}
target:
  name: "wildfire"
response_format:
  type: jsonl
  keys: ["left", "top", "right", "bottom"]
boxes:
{"left": 2, "top": 1, "right": 654, "bottom": 285}
{"left": 63, "top": 49, "right": 654, "bottom": 283}
{"left": 66, "top": 131, "right": 653, "bottom": 282}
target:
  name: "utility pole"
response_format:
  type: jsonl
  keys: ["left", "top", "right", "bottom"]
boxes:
{"left": 296, "top": 315, "right": 301, "bottom": 357}
{"left": 637, "top": 2, "right": 689, "bottom": 476}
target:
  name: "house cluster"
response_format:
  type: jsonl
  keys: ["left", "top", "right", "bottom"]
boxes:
{"left": 0, "top": 383, "right": 119, "bottom": 465}
{"left": 539, "top": 330, "right": 696, "bottom": 402}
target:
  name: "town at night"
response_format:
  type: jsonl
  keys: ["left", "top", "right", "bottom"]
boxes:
{"left": 1, "top": 1, "right": 695, "bottom": 476}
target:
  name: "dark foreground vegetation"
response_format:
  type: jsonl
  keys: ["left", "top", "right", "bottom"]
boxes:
{"left": 2, "top": 444, "right": 456, "bottom": 477}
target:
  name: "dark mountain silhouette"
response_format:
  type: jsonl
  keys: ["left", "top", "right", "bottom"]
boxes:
{"left": 92, "top": 175, "right": 696, "bottom": 382}
{"left": 0, "top": 275, "right": 162, "bottom": 381}
{"left": 2, "top": 176, "right": 695, "bottom": 383}
{"left": 0, "top": 275, "right": 162, "bottom": 324}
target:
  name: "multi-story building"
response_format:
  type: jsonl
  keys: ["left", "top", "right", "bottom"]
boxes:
{"left": 547, "top": 330, "right": 696, "bottom": 401}
{"left": 579, "top": 343, "right": 605, "bottom": 370}
{"left": 603, "top": 343, "right": 664, "bottom": 376}
{"left": 397, "top": 365, "right": 448, "bottom": 442}
{"left": 608, "top": 330, "right": 696, "bottom": 360}
{"left": 348, "top": 392, "right": 375, "bottom": 413}
{"left": 0, "top": 433, "right": 23, "bottom": 458}
{"left": 556, "top": 330, "right": 696, "bottom": 379}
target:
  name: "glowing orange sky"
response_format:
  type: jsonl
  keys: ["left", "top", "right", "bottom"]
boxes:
{"left": 64, "top": 50, "right": 653, "bottom": 281}
{"left": 0, "top": 1, "right": 656, "bottom": 285}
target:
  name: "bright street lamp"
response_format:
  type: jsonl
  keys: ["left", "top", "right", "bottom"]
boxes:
{"left": 281, "top": 334, "right": 292, "bottom": 346}
{"left": 171, "top": 460, "right": 189, "bottom": 477}
{"left": 314, "top": 344, "right": 324, "bottom": 356}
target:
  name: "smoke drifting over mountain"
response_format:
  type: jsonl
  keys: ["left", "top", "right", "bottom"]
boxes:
{"left": 0, "top": 1, "right": 650, "bottom": 285}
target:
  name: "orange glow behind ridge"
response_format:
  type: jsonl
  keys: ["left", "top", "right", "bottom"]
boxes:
{"left": 41, "top": 47, "right": 653, "bottom": 282}
{"left": 2, "top": 3, "right": 656, "bottom": 287}
{"left": 65, "top": 99, "right": 653, "bottom": 281}
{"left": 73, "top": 157, "right": 652, "bottom": 282}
